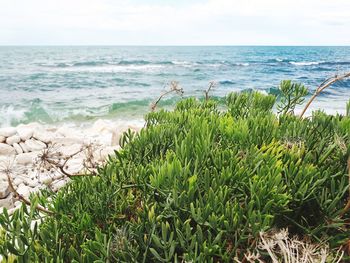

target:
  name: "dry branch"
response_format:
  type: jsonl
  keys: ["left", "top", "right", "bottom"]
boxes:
{"left": 204, "top": 81, "right": 216, "bottom": 101}
{"left": 151, "top": 81, "right": 184, "bottom": 111}
{"left": 300, "top": 72, "right": 350, "bottom": 118}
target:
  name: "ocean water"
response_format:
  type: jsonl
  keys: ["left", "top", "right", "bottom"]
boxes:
{"left": 0, "top": 46, "right": 349, "bottom": 127}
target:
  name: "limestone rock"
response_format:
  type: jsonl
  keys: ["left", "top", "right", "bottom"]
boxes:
{"left": 0, "top": 194, "right": 14, "bottom": 209}
{"left": 33, "top": 130, "right": 54, "bottom": 144}
{"left": 52, "top": 137, "right": 83, "bottom": 146}
{"left": 51, "top": 179, "right": 69, "bottom": 192}
{"left": 40, "top": 175, "right": 53, "bottom": 185}
{"left": 13, "top": 143, "right": 23, "bottom": 154}
{"left": 59, "top": 144, "right": 82, "bottom": 157}
{"left": 17, "top": 127, "right": 33, "bottom": 141}
{"left": 17, "top": 184, "right": 30, "bottom": 198}
{"left": 19, "top": 142, "right": 29, "bottom": 153}
{"left": 0, "top": 127, "right": 16, "bottom": 137}
{"left": 16, "top": 152, "right": 37, "bottom": 165}
{"left": 13, "top": 177, "right": 23, "bottom": 186}
{"left": 0, "top": 182, "right": 10, "bottom": 199}
{"left": 0, "top": 136, "right": 5, "bottom": 143}
{"left": 0, "top": 143, "right": 16, "bottom": 156}
{"left": 25, "top": 139, "right": 46, "bottom": 151}
{"left": 28, "top": 178, "right": 39, "bottom": 188}
{"left": 6, "top": 135, "right": 21, "bottom": 145}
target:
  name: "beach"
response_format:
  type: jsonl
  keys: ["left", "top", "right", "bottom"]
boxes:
{"left": 0, "top": 119, "right": 142, "bottom": 212}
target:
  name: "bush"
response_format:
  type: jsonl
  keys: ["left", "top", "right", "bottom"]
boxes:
{"left": 1, "top": 81, "right": 350, "bottom": 262}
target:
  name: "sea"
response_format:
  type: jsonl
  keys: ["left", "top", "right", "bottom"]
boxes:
{"left": 0, "top": 46, "right": 349, "bottom": 127}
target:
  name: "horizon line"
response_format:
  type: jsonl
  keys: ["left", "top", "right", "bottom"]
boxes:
{"left": 1, "top": 44, "right": 350, "bottom": 47}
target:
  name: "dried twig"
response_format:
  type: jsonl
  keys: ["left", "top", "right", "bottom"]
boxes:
{"left": 151, "top": 81, "right": 184, "bottom": 111}
{"left": 0, "top": 161, "right": 54, "bottom": 215}
{"left": 300, "top": 72, "right": 350, "bottom": 118}
{"left": 204, "top": 81, "right": 216, "bottom": 101}
{"left": 258, "top": 229, "right": 343, "bottom": 263}
{"left": 35, "top": 143, "right": 98, "bottom": 178}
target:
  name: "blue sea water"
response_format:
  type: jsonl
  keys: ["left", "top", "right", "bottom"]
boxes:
{"left": 0, "top": 46, "right": 349, "bottom": 127}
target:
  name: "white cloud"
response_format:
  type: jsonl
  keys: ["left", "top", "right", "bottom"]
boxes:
{"left": 0, "top": 0, "right": 349, "bottom": 45}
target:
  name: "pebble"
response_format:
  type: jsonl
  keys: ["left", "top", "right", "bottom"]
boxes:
{"left": 16, "top": 152, "right": 38, "bottom": 165}
{"left": 0, "top": 182, "right": 10, "bottom": 198}
{"left": 40, "top": 175, "right": 53, "bottom": 185}
{"left": 25, "top": 139, "right": 46, "bottom": 151}
{"left": 0, "top": 194, "right": 14, "bottom": 209}
{"left": 17, "top": 127, "right": 34, "bottom": 141}
{"left": 0, "top": 143, "right": 16, "bottom": 156}
{"left": 13, "top": 177, "right": 23, "bottom": 186}
{"left": 16, "top": 183, "right": 31, "bottom": 198}
{"left": 13, "top": 143, "right": 23, "bottom": 154}
{"left": 51, "top": 179, "right": 69, "bottom": 192}
{"left": 52, "top": 137, "right": 84, "bottom": 146}
{"left": 19, "top": 142, "right": 29, "bottom": 153}
{"left": 33, "top": 130, "right": 54, "bottom": 144}
{"left": 0, "top": 127, "right": 16, "bottom": 137}
{"left": 0, "top": 120, "right": 143, "bottom": 211}
{"left": 6, "top": 135, "right": 21, "bottom": 145}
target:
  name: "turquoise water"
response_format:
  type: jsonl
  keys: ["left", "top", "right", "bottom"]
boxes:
{"left": 0, "top": 46, "right": 349, "bottom": 127}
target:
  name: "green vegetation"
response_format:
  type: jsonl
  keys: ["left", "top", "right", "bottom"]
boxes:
{"left": 0, "top": 81, "right": 350, "bottom": 262}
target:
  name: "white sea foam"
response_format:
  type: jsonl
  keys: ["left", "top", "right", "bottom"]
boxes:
{"left": 58, "top": 64, "right": 165, "bottom": 73}
{"left": 235, "top": 63, "right": 250, "bottom": 66}
{"left": 289, "top": 61, "right": 325, "bottom": 66}
{"left": 0, "top": 106, "right": 25, "bottom": 128}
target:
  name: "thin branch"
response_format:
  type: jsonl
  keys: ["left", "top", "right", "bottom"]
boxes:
{"left": 151, "top": 81, "right": 184, "bottom": 111}
{"left": 300, "top": 72, "right": 350, "bottom": 118}
{"left": 204, "top": 81, "right": 216, "bottom": 101}
{"left": 6, "top": 173, "right": 54, "bottom": 215}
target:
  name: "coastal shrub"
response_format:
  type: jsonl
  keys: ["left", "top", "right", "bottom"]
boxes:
{"left": 0, "top": 81, "right": 349, "bottom": 262}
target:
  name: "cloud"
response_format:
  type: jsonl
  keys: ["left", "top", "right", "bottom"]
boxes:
{"left": 0, "top": 0, "right": 349, "bottom": 45}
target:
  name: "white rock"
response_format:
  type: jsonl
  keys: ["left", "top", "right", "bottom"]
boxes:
{"left": 12, "top": 143, "right": 23, "bottom": 154}
{"left": 6, "top": 135, "right": 21, "bottom": 145}
{"left": 16, "top": 152, "right": 37, "bottom": 165}
{"left": 52, "top": 137, "right": 83, "bottom": 146}
{"left": 0, "top": 143, "right": 16, "bottom": 156}
{"left": 33, "top": 130, "right": 54, "bottom": 144}
{"left": 56, "top": 126, "right": 83, "bottom": 138}
{"left": 19, "top": 142, "right": 29, "bottom": 153}
{"left": 0, "top": 127, "right": 16, "bottom": 137}
{"left": 28, "top": 178, "right": 39, "bottom": 188}
{"left": 25, "top": 139, "right": 46, "bottom": 151}
{"left": 17, "top": 183, "right": 30, "bottom": 198}
{"left": 0, "top": 136, "right": 5, "bottom": 143}
{"left": 51, "top": 179, "right": 69, "bottom": 192}
{"left": 65, "top": 158, "right": 84, "bottom": 174}
{"left": 13, "top": 177, "right": 23, "bottom": 186}
{"left": 0, "top": 182, "right": 10, "bottom": 198}
{"left": 0, "top": 194, "right": 14, "bottom": 209}
{"left": 59, "top": 144, "right": 82, "bottom": 157}
{"left": 92, "top": 119, "right": 113, "bottom": 133}
{"left": 40, "top": 175, "right": 53, "bottom": 185}
{"left": 17, "top": 127, "right": 33, "bottom": 141}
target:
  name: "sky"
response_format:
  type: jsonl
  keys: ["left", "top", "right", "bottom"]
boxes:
{"left": 0, "top": 0, "right": 349, "bottom": 45}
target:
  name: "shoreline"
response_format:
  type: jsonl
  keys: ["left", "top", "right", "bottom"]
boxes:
{"left": 0, "top": 119, "right": 143, "bottom": 212}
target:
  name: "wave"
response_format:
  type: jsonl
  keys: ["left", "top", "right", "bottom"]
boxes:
{"left": 289, "top": 61, "right": 350, "bottom": 66}
{"left": 219, "top": 80, "right": 235, "bottom": 85}
{"left": 290, "top": 61, "right": 325, "bottom": 66}
{"left": 267, "top": 58, "right": 290, "bottom": 63}
{"left": 108, "top": 97, "right": 181, "bottom": 114}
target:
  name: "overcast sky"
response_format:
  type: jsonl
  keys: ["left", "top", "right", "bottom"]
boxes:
{"left": 1, "top": 0, "right": 349, "bottom": 45}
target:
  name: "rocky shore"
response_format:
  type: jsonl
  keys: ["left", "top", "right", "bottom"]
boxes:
{"left": 0, "top": 119, "right": 142, "bottom": 213}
